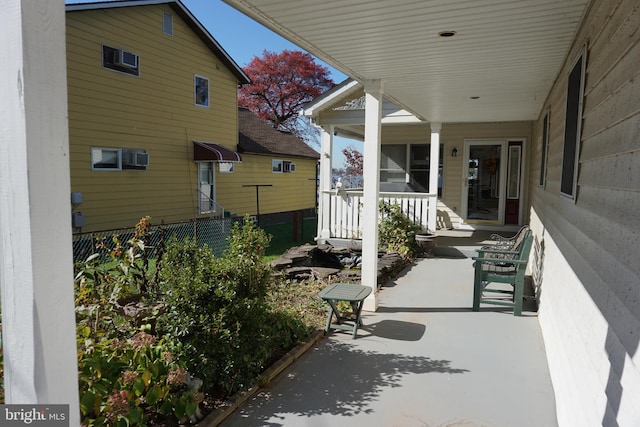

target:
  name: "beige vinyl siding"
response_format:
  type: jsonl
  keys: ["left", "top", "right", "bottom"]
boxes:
{"left": 66, "top": 5, "right": 239, "bottom": 231}
{"left": 217, "top": 155, "right": 318, "bottom": 215}
{"left": 529, "top": 0, "right": 640, "bottom": 424}
{"left": 381, "top": 122, "right": 532, "bottom": 228}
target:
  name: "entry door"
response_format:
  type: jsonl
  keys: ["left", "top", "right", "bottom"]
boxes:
{"left": 462, "top": 141, "right": 507, "bottom": 223}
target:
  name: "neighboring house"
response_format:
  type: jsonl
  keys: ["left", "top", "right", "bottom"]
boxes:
{"left": 219, "top": 107, "right": 319, "bottom": 223}
{"left": 66, "top": 0, "right": 249, "bottom": 232}
{"left": 226, "top": 0, "right": 640, "bottom": 425}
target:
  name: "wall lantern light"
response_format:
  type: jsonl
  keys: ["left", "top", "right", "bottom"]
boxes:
{"left": 451, "top": 147, "right": 458, "bottom": 157}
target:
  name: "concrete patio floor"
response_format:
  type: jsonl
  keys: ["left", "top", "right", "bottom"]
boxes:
{"left": 221, "top": 231, "right": 557, "bottom": 427}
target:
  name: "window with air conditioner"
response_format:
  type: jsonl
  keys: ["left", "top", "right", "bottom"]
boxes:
{"left": 219, "top": 162, "right": 234, "bottom": 173}
{"left": 272, "top": 159, "right": 295, "bottom": 173}
{"left": 122, "top": 149, "right": 149, "bottom": 169}
{"left": 91, "top": 147, "right": 148, "bottom": 171}
{"left": 102, "top": 45, "right": 140, "bottom": 76}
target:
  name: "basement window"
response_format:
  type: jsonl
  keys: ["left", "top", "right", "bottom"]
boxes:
{"left": 560, "top": 49, "right": 586, "bottom": 199}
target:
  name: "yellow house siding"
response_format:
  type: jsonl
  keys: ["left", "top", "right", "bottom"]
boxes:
{"left": 529, "top": 0, "right": 640, "bottom": 424}
{"left": 217, "top": 155, "right": 318, "bottom": 215}
{"left": 66, "top": 5, "right": 239, "bottom": 231}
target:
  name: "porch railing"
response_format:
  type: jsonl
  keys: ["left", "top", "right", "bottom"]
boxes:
{"left": 321, "top": 189, "right": 437, "bottom": 240}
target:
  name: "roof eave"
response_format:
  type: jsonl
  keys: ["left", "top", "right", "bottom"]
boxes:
{"left": 301, "top": 78, "right": 360, "bottom": 118}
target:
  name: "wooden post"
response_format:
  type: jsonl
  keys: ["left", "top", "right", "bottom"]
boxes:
{"left": 0, "top": 0, "right": 79, "bottom": 423}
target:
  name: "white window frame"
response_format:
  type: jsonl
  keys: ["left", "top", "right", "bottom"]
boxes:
{"left": 194, "top": 75, "right": 210, "bottom": 107}
{"left": 272, "top": 159, "right": 296, "bottom": 173}
{"left": 198, "top": 162, "right": 216, "bottom": 214}
{"left": 91, "top": 147, "right": 122, "bottom": 171}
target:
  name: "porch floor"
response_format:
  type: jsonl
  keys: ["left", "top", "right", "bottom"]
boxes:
{"left": 221, "top": 231, "right": 557, "bottom": 427}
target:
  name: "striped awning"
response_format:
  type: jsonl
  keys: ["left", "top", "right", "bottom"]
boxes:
{"left": 193, "top": 141, "right": 242, "bottom": 162}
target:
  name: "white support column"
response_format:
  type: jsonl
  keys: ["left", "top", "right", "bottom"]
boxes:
{"left": 428, "top": 122, "right": 442, "bottom": 232}
{"left": 361, "top": 80, "right": 384, "bottom": 312}
{"left": 1, "top": 0, "right": 80, "bottom": 422}
{"left": 317, "top": 125, "right": 334, "bottom": 243}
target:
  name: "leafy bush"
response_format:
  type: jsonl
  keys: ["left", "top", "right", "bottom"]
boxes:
{"left": 77, "top": 329, "right": 199, "bottom": 426}
{"left": 157, "top": 216, "right": 310, "bottom": 396}
{"left": 378, "top": 201, "right": 420, "bottom": 255}
{"left": 74, "top": 217, "right": 199, "bottom": 426}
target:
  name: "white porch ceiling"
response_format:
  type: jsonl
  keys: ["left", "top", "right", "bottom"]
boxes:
{"left": 222, "top": 0, "right": 589, "bottom": 123}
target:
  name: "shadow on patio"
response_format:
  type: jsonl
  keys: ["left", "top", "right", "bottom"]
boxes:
{"left": 221, "top": 231, "right": 557, "bottom": 427}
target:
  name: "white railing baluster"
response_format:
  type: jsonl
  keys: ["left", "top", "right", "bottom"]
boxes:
{"left": 324, "top": 190, "right": 436, "bottom": 240}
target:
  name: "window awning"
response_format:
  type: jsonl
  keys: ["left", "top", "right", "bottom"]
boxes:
{"left": 193, "top": 141, "right": 242, "bottom": 162}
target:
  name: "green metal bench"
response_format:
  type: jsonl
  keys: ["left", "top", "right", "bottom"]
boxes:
{"left": 472, "top": 229, "right": 533, "bottom": 316}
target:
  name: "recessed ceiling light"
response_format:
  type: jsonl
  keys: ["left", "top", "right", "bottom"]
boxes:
{"left": 470, "top": 96, "right": 480, "bottom": 99}
{"left": 438, "top": 30, "right": 457, "bottom": 37}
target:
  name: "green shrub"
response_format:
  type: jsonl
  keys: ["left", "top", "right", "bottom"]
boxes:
{"left": 77, "top": 327, "right": 199, "bottom": 426}
{"left": 74, "top": 218, "right": 198, "bottom": 426}
{"left": 378, "top": 201, "right": 420, "bottom": 255}
{"left": 157, "top": 216, "right": 309, "bottom": 395}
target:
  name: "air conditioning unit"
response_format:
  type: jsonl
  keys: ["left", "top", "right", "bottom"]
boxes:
{"left": 114, "top": 49, "right": 138, "bottom": 68}
{"left": 283, "top": 161, "right": 296, "bottom": 173}
{"left": 123, "top": 150, "right": 149, "bottom": 167}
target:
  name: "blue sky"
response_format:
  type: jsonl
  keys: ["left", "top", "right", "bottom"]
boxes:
{"left": 65, "top": 0, "right": 362, "bottom": 168}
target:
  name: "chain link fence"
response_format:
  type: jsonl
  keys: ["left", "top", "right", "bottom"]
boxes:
{"left": 72, "top": 217, "right": 237, "bottom": 264}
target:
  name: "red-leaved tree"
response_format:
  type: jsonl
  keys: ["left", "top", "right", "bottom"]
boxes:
{"left": 342, "top": 145, "right": 363, "bottom": 176}
{"left": 239, "top": 50, "right": 334, "bottom": 144}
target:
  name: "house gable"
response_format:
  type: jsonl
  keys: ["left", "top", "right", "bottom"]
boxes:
{"left": 66, "top": 2, "right": 244, "bottom": 231}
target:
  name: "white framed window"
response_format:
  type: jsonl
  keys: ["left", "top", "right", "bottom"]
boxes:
{"left": 219, "top": 162, "right": 235, "bottom": 173}
{"left": 102, "top": 45, "right": 140, "bottom": 76}
{"left": 91, "top": 147, "right": 149, "bottom": 171}
{"left": 91, "top": 147, "right": 121, "bottom": 170}
{"left": 162, "top": 12, "right": 173, "bottom": 36}
{"left": 561, "top": 48, "right": 586, "bottom": 199}
{"left": 381, "top": 144, "right": 443, "bottom": 195}
{"left": 380, "top": 145, "right": 406, "bottom": 183}
{"left": 194, "top": 75, "right": 209, "bottom": 107}
{"left": 198, "top": 162, "right": 215, "bottom": 213}
{"left": 272, "top": 159, "right": 295, "bottom": 173}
